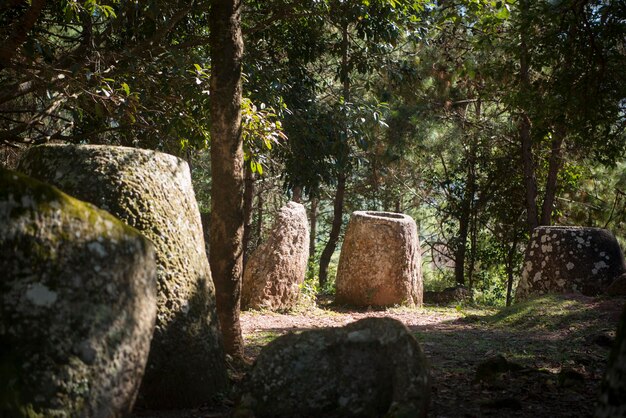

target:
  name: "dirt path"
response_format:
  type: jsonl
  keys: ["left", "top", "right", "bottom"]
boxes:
{"left": 135, "top": 295, "right": 624, "bottom": 417}
{"left": 241, "top": 295, "right": 625, "bottom": 418}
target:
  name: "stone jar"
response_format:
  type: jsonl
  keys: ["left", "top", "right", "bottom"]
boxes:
{"left": 516, "top": 226, "right": 626, "bottom": 301}
{"left": 18, "top": 144, "right": 227, "bottom": 408}
{"left": 0, "top": 169, "right": 157, "bottom": 417}
{"left": 596, "top": 303, "right": 626, "bottom": 418}
{"left": 242, "top": 202, "right": 310, "bottom": 311}
{"left": 241, "top": 317, "right": 431, "bottom": 418}
{"left": 336, "top": 211, "right": 422, "bottom": 307}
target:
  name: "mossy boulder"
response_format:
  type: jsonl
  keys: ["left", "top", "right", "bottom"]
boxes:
{"left": 516, "top": 226, "right": 626, "bottom": 301}
{"left": 18, "top": 144, "right": 228, "bottom": 408}
{"left": 242, "top": 202, "right": 310, "bottom": 311}
{"left": 596, "top": 303, "right": 626, "bottom": 417}
{"left": 0, "top": 169, "right": 157, "bottom": 417}
{"left": 241, "top": 317, "right": 430, "bottom": 418}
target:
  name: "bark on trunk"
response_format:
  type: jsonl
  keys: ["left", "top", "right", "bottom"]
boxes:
{"left": 243, "top": 164, "right": 255, "bottom": 267}
{"left": 519, "top": 0, "right": 539, "bottom": 233}
{"left": 309, "top": 197, "right": 318, "bottom": 259}
{"left": 540, "top": 127, "right": 565, "bottom": 225}
{"left": 292, "top": 186, "right": 302, "bottom": 203}
{"left": 454, "top": 163, "right": 475, "bottom": 286}
{"left": 318, "top": 173, "right": 346, "bottom": 287}
{"left": 209, "top": 0, "right": 245, "bottom": 359}
{"left": 505, "top": 236, "right": 519, "bottom": 307}
{"left": 256, "top": 183, "right": 264, "bottom": 247}
{"left": 318, "top": 19, "right": 350, "bottom": 288}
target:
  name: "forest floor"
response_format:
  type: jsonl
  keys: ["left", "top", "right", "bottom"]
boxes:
{"left": 135, "top": 293, "right": 626, "bottom": 418}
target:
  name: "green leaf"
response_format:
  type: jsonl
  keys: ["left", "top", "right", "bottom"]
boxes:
{"left": 121, "top": 82, "right": 130, "bottom": 96}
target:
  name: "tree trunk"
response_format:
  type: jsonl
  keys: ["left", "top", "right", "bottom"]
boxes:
{"left": 519, "top": 0, "right": 539, "bottom": 234}
{"left": 505, "top": 235, "right": 519, "bottom": 306}
{"left": 318, "top": 19, "right": 350, "bottom": 288}
{"left": 209, "top": 0, "right": 245, "bottom": 360}
{"left": 467, "top": 201, "right": 478, "bottom": 291}
{"left": 540, "top": 126, "right": 565, "bottom": 225}
{"left": 242, "top": 164, "right": 255, "bottom": 267}
{"left": 454, "top": 163, "right": 474, "bottom": 286}
{"left": 309, "top": 196, "right": 318, "bottom": 259}
{"left": 256, "top": 182, "right": 264, "bottom": 247}
{"left": 319, "top": 173, "right": 346, "bottom": 287}
{"left": 292, "top": 186, "right": 302, "bottom": 203}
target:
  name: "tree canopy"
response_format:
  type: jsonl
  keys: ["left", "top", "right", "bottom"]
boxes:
{"left": 1, "top": 0, "right": 625, "bottom": 309}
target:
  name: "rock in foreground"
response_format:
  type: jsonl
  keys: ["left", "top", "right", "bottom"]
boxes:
{"left": 596, "top": 303, "right": 626, "bottom": 417}
{"left": 336, "top": 211, "right": 422, "bottom": 307}
{"left": 242, "top": 317, "right": 430, "bottom": 418}
{"left": 18, "top": 144, "right": 227, "bottom": 408}
{"left": 0, "top": 169, "right": 157, "bottom": 417}
{"left": 242, "top": 202, "right": 309, "bottom": 310}
{"left": 516, "top": 226, "right": 626, "bottom": 301}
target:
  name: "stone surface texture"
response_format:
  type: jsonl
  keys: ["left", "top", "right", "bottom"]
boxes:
{"left": 242, "top": 202, "right": 310, "bottom": 310}
{"left": 241, "top": 317, "right": 430, "bottom": 418}
{"left": 336, "top": 211, "right": 422, "bottom": 307}
{"left": 516, "top": 226, "right": 626, "bottom": 301}
{"left": 596, "top": 303, "right": 626, "bottom": 418}
{"left": 607, "top": 273, "right": 626, "bottom": 297}
{"left": 0, "top": 169, "right": 157, "bottom": 417}
{"left": 18, "top": 144, "right": 227, "bottom": 408}
{"left": 424, "top": 285, "right": 471, "bottom": 305}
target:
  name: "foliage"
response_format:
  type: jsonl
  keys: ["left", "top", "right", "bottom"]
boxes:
{"left": 2, "top": 0, "right": 625, "bottom": 306}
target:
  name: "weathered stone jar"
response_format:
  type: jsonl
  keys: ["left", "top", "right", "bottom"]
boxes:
{"left": 242, "top": 202, "right": 310, "bottom": 311}
{"left": 596, "top": 304, "right": 626, "bottom": 417}
{"left": 516, "top": 226, "right": 626, "bottom": 301}
{"left": 241, "top": 317, "right": 431, "bottom": 418}
{"left": 18, "top": 144, "right": 227, "bottom": 408}
{"left": 0, "top": 169, "right": 157, "bottom": 417}
{"left": 335, "top": 211, "right": 422, "bottom": 307}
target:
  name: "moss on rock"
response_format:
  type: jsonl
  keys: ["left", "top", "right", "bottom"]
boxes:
{"left": 0, "top": 168, "right": 157, "bottom": 417}
{"left": 18, "top": 144, "right": 228, "bottom": 408}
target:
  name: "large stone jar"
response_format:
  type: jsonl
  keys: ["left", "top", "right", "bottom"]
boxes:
{"left": 18, "top": 144, "right": 227, "bottom": 408}
{"left": 241, "top": 317, "right": 431, "bottom": 418}
{"left": 596, "top": 303, "right": 626, "bottom": 417}
{"left": 516, "top": 226, "right": 626, "bottom": 301}
{"left": 242, "top": 202, "right": 310, "bottom": 310}
{"left": 0, "top": 169, "right": 157, "bottom": 417}
{"left": 336, "top": 211, "right": 422, "bottom": 307}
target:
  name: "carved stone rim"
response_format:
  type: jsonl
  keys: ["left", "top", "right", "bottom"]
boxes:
{"left": 352, "top": 210, "right": 414, "bottom": 224}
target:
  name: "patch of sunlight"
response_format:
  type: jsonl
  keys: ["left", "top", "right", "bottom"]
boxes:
{"left": 244, "top": 330, "right": 283, "bottom": 346}
{"left": 485, "top": 294, "right": 591, "bottom": 331}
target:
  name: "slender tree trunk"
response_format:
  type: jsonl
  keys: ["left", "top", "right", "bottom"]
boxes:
{"left": 505, "top": 235, "right": 520, "bottom": 306}
{"left": 292, "top": 186, "right": 302, "bottom": 203}
{"left": 466, "top": 96, "right": 481, "bottom": 290}
{"left": 454, "top": 164, "right": 474, "bottom": 286}
{"left": 467, "top": 201, "right": 478, "bottom": 291}
{"left": 209, "top": 0, "right": 245, "bottom": 360}
{"left": 256, "top": 181, "right": 264, "bottom": 247}
{"left": 519, "top": 0, "right": 539, "bottom": 233}
{"left": 242, "top": 164, "right": 255, "bottom": 267}
{"left": 540, "top": 126, "right": 565, "bottom": 225}
{"left": 454, "top": 214, "right": 469, "bottom": 286}
{"left": 318, "top": 19, "right": 350, "bottom": 288}
{"left": 309, "top": 196, "right": 318, "bottom": 259}
{"left": 319, "top": 173, "right": 346, "bottom": 287}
